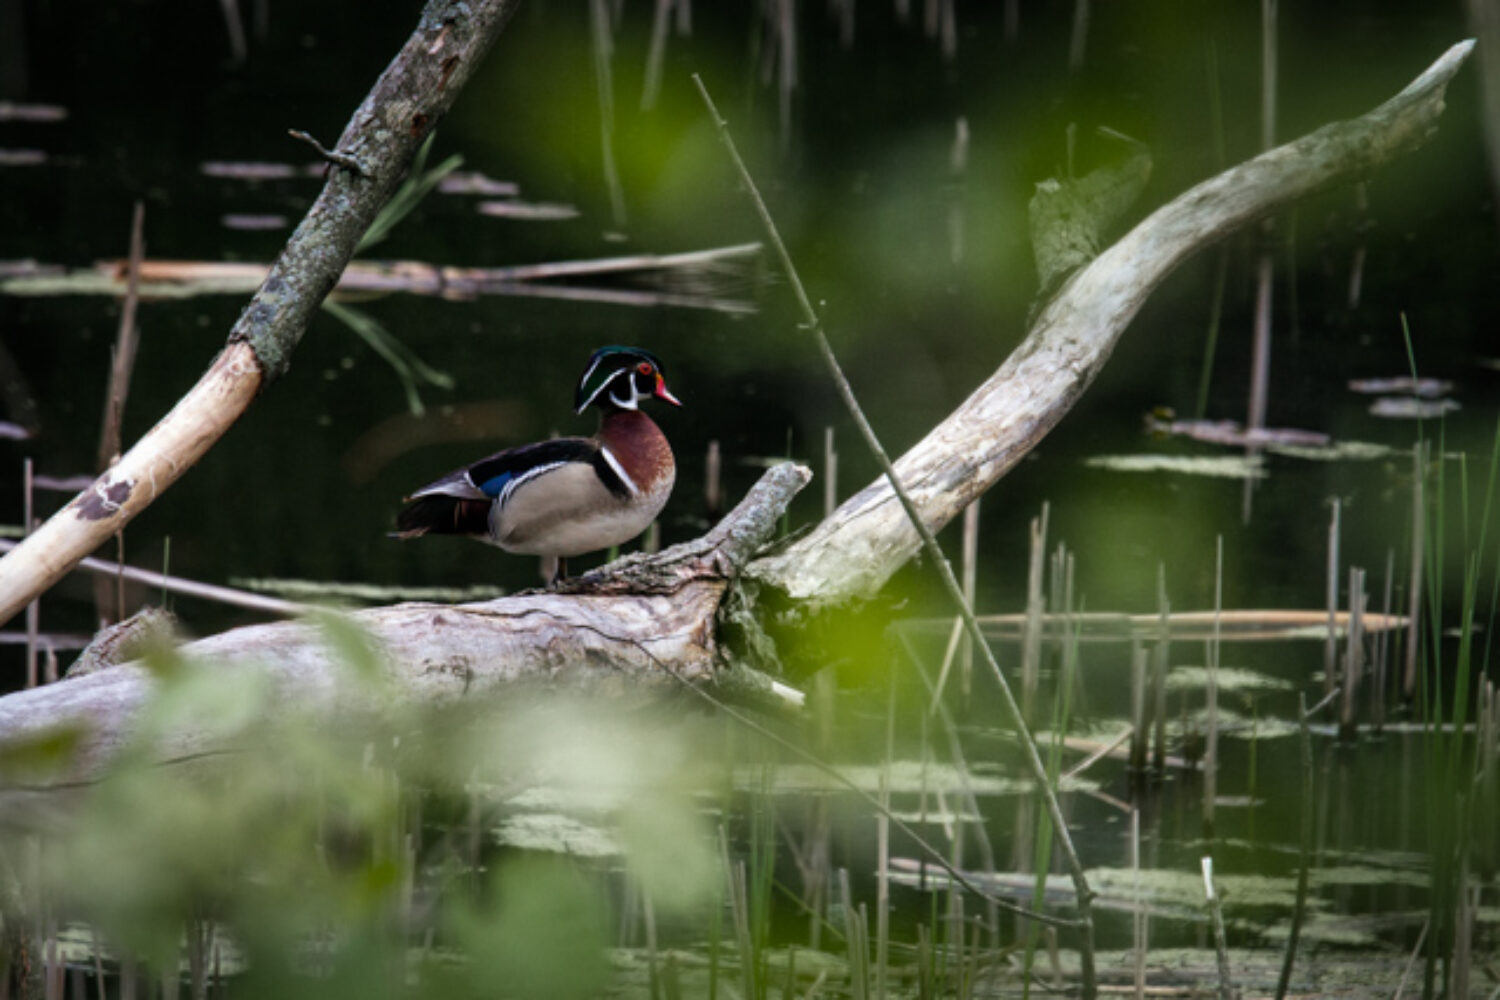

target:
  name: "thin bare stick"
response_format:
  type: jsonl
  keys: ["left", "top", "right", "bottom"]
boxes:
{"left": 1067, "top": 0, "right": 1089, "bottom": 72}
{"left": 1347, "top": 182, "right": 1369, "bottom": 308}
{"left": 959, "top": 500, "right": 979, "bottom": 704}
{"left": 1303, "top": 686, "right": 1342, "bottom": 720}
{"left": 98, "top": 202, "right": 147, "bottom": 473}
{"left": 1340, "top": 567, "right": 1366, "bottom": 739}
{"left": 218, "top": 0, "right": 248, "bottom": 64}
{"left": 824, "top": 425, "right": 838, "bottom": 518}
{"left": 692, "top": 73, "right": 1099, "bottom": 999}
{"left": 1246, "top": 0, "right": 1279, "bottom": 434}
{"left": 1374, "top": 548, "right": 1394, "bottom": 731}
{"left": 589, "top": 0, "right": 628, "bottom": 230}
{"left": 23, "top": 457, "right": 38, "bottom": 688}
{"left": 641, "top": 0, "right": 673, "bottom": 110}
{"left": 1201, "top": 856, "right": 1234, "bottom": 1000}
{"left": 1022, "top": 504, "right": 1049, "bottom": 724}
{"left": 916, "top": 607, "right": 1409, "bottom": 642}
{"left": 1204, "top": 536, "right": 1222, "bottom": 839}
{"left": 776, "top": 0, "right": 796, "bottom": 152}
{"left": 1151, "top": 564, "right": 1170, "bottom": 774}
{"left": 877, "top": 674, "right": 894, "bottom": 1000}
{"left": 928, "top": 617, "right": 964, "bottom": 715}
{"left": 1131, "top": 808, "right": 1146, "bottom": 1000}
{"left": 1324, "top": 497, "right": 1341, "bottom": 699}
{"left": 12, "top": 243, "right": 763, "bottom": 299}
{"left": 0, "top": 538, "right": 306, "bottom": 617}
{"left": 1275, "top": 692, "right": 1316, "bottom": 1000}
{"left": 1063, "top": 725, "right": 1132, "bottom": 783}
{"left": 97, "top": 201, "right": 147, "bottom": 625}
{"left": 286, "top": 129, "right": 368, "bottom": 175}
{"left": 1403, "top": 440, "right": 1428, "bottom": 697}
{"left": 1128, "top": 638, "right": 1147, "bottom": 775}
{"left": 1393, "top": 916, "right": 1429, "bottom": 1000}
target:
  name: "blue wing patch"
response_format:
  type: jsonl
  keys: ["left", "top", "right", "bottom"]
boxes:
{"left": 477, "top": 471, "right": 513, "bottom": 497}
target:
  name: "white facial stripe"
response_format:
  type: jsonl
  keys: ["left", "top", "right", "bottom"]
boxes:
{"left": 578, "top": 354, "right": 605, "bottom": 393}
{"left": 608, "top": 383, "right": 639, "bottom": 410}
{"left": 598, "top": 446, "right": 640, "bottom": 496}
{"left": 578, "top": 368, "right": 630, "bottom": 413}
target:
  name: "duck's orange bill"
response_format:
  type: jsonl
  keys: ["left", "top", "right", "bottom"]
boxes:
{"left": 654, "top": 376, "right": 683, "bottom": 407}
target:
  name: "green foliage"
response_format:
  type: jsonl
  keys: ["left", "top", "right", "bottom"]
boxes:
{"left": 432, "top": 856, "right": 610, "bottom": 1000}
{"left": 0, "top": 613, "right": 721, "bottom": 999}
{"left": 357, "top": 133, "right": 464, "bottom": 254}
{"left": 321, "top": 300, "right": 455, "bottom": 417}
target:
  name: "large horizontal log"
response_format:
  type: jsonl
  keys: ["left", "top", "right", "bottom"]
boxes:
{"left": 0, "top": 464, "right": 811, "bottom": 798}
{"left": 748, "top": 40, "right": 1475, "bottom": 609}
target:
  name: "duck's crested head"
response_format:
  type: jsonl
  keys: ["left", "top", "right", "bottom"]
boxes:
{"left": 574, "top": 346, "right": 682, "bottom": 414}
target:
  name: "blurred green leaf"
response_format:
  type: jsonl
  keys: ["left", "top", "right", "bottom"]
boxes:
{"left": 0, "top": 722, "right": 87, "bottom": 783}
{"left": 321, "top": 300, "right": 454, "bottom": 416}
{"left": 436, "top": 855, "right": 610, "bottom": 1000}
{"left": 311, "top": 608, "right": 387, "bottom": 684}
{"left": 357, "top": 132, "right": 463, "bottom": 253}
{"left": 618, "top": 792, "right": 715, "bottom": 913}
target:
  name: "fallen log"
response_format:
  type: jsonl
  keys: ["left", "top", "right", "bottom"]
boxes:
{"left": 0, "top": 464, "right": 810, "bottom": 797}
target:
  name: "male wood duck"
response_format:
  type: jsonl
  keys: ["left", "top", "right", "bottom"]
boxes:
{"left": 393, "top": 346, "right": 680, "bottom": 578}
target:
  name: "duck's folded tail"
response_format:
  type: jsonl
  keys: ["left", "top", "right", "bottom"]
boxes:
{"left": 392, "top": 495, "right": 491, "bottom": 539}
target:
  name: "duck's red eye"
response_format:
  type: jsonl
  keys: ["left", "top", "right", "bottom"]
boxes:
{"left": 637, "top": 362, "right": 653, "bottom": 375}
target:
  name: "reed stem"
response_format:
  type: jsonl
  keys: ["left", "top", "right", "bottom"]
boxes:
{"left": 1324, "top": 498, "right": 1341, "bottom": 699}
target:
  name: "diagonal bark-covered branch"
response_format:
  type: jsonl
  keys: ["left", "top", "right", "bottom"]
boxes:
{"left": 748, "top": 40, "right": 1475, "bottom": 608}
{"left": 0, "top": 0, "right": 522, "bottom": 628}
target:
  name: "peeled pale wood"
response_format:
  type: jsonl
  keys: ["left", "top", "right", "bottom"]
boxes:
{"left": 749, "top": 41, "right": 1476, "bottom": 608}
{"left": 0, "top": 344, "right": 262, "bottom": 624}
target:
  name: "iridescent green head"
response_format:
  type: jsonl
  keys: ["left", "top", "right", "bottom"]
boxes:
{"left": 574, "top": 346, "right": 682, "bottom": 414}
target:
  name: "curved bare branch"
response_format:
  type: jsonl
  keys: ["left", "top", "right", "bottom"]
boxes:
{"left": 749, "top": 40, "right": 1475, "bottom": 607}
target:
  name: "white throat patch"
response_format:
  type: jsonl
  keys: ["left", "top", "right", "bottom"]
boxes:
{"left": 608, "top": 382, "right": 641, "bottom": 410}
{"left": 598, "top": 446, "right": 640, "bottom": 496}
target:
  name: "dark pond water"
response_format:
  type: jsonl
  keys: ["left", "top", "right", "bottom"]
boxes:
{"left": 2, "top": 0, "right": 1498, "bottom": 995}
